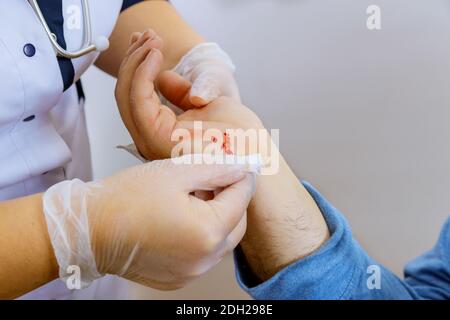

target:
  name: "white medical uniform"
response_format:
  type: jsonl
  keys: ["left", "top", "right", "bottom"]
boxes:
{"left": 0, "top": 0, "right": 142, "bottom": 299}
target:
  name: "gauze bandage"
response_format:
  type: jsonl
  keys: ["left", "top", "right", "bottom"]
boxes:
{"left": 171, "top": 154, "right": 263, "bottom": 175}
{"left": 118, "top": 144, "right": 263, "bottom": 174}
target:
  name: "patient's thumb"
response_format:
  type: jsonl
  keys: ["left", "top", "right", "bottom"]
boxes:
{"left": 157, "top": 71, "right": 196, "bottom": 111}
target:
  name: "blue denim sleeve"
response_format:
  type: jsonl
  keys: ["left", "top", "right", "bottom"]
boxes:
{"left": 235, "top": 182, "right": 450, "bottom": 300}
{"left": 404, "top": 218, "right": 450, "bottom": 299}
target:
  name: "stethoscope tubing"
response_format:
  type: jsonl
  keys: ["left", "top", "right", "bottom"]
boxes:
{"left": 28, "top": 0, "right": 100, "bottom": 59}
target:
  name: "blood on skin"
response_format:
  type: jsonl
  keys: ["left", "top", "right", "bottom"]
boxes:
{"left": 210, "top": 133, "right": 233, "bottom": 155}
{"left": 222, "top": 133, "right": 233, "bottom": 155}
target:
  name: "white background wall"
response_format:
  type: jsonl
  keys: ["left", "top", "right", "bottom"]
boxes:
{"left": 84, "top": 0, "right": 450, "bottom": 299}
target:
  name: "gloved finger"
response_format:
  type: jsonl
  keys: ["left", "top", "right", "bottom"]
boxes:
{"left": 157, "top": 71, "right": 198, "bottom": 111}
{"left": 175, "top": 157, "right": 250, "bottom": 192}
{"left": 129, "top": 48, "right": 177, "bottom": 157}
{"left": 207, "top": 173, "right": 256, "bottom": 235}
{"left": 189, "top": 70, "right": 222, "bottom": 107}
{"left": 195, "top": 189, "right": 239, "bottom": 237}
{"left": 189, "top": 69, "right": 241, "bottom": 107}
{"left": 220, "top": 78, "right": 242, "bottom": 104}
{"left": 224, "top": 213, "right": 247, "bottom": 253}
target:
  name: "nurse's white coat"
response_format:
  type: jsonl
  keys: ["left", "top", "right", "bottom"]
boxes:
{"left": 0, "top": 0, "right": 131, "bottom": 299}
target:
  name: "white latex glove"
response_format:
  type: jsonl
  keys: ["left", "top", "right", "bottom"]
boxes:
{"left": 172, "top": 42, "right": 240, "bottom": 107}
{"left": 43, "top": 156, "right": 258, "bottom": 290}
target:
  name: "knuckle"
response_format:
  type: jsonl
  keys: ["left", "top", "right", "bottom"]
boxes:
{"left": 196, "top": 227, "right": 223, "bottom": 255}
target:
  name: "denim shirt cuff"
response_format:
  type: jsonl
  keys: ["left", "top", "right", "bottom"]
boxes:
{"left": 235, "top": 182, "right": 361, "bottom": 300}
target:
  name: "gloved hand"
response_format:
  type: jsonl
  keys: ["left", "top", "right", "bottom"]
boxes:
{"left": 172, "top": 42, "right": 240, "bottom": 107}
{"left": 43, "top": 156, "right": 257, "bottom": 290}
{"left": 126, "top": 31, "right": 239, "bottom": 107}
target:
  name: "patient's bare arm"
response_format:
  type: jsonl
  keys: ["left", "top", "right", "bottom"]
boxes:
{"left": 242, "top": 152, "right": 330, "bottom": 281}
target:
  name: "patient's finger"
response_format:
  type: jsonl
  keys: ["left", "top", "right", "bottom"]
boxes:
{"left": 130, "top": 49, "right": 176, "bottom": 157}
{"left": 129, "top": 32, "right": 141, "bottom": 46}
{"left": 126, "top": 29, "right": 163, "bottom": 58}
{"left": 116, "top": 38, "right": 159, "bottom": 146}
{"left": 117, "top": 38, "right": 159, "bottom": 105}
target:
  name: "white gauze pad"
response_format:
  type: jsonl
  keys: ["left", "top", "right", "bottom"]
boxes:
{"left": 172, "top": 154, "right": 263, "bottom": 175}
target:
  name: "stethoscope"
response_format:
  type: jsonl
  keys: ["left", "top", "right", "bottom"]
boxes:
{"left": 28, "top": 0, "right": 110, "bottom": 59}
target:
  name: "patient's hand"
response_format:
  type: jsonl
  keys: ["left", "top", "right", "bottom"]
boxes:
{"left": 115, "top": 33, "right": 264, "bottom": 160}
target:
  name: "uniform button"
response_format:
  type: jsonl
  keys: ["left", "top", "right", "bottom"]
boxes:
{"left": 23, "top": 115, "right": 35, "bottom": 122}
{"left": 23, "top": 43, "right": 36, "bottom": 57}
